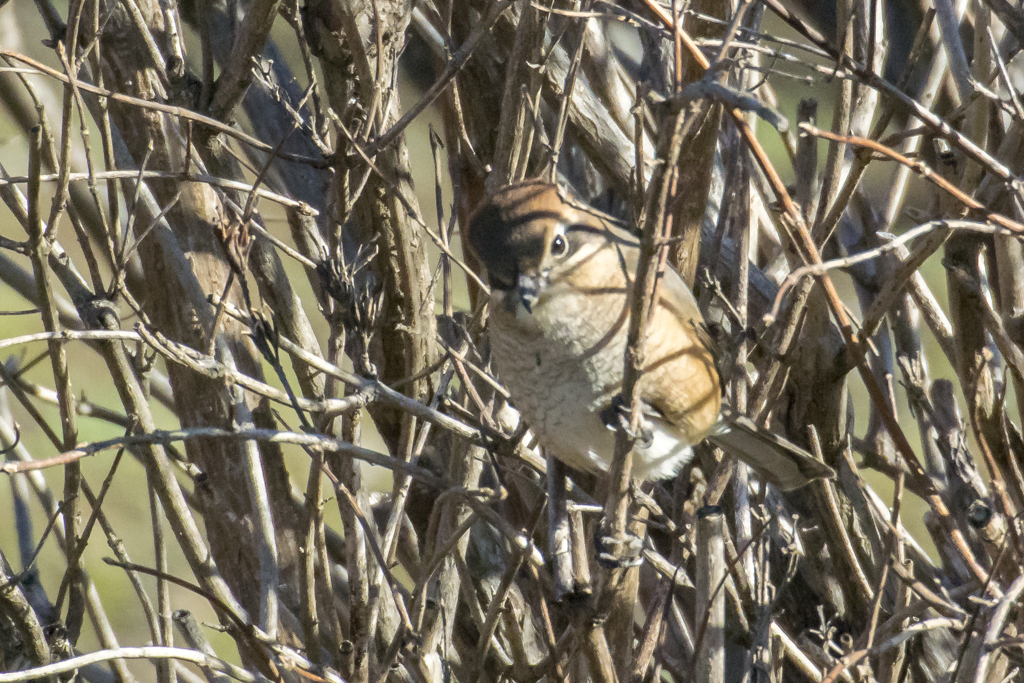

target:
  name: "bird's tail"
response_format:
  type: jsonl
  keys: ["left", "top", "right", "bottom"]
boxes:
{"left": 707, "top": 409, "right": 835, "bottom": 491}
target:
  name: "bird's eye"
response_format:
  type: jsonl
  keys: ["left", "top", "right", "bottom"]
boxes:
{"left": 551, "top": 235, "right": 567, "bottom": 256}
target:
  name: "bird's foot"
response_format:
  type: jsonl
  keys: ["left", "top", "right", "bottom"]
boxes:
{"left": 595, "top": 528, "right": 645, "bottom": 569}
{"left": 600, "top": 395, "right": 654, "bottom": 448}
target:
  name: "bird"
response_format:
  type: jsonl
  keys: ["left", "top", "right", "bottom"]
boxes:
{"left": 467, "top": 180, "right": 835, "bottom": 491}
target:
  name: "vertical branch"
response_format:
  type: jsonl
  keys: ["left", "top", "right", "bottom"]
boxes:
{"left": 933, "top": 0, "right": 975, "bottom": 104}
{"left": 812, "top": 0, "right": 853, "bottom": 236}
{"left": 26, "top": 125, "right": 84, "bottom": 644}
{"left": 323, "top": 286, "right": 369, "bottom": 679}
{"left": 668, "top": 0, "right": 726, "bottom": 286}
{"left": 548, "top": 454, "right": 575, "bottom": 602}
{"left": 880, "top": 0, "right": 966, "bottom": 228}
{"left": 695, "top": 506, "right": 725, "bottom": 683}
{"left": 218, "top": 342, "right": 279, "bottom": 639}
{"left": 547, "top": 5, "right": 589, "bottom": 181}
{"left": 206, "top": 0, "right": 283, "bottom": 122}
{"left": 338, "top": 428, "right": 370, "bottom": 683}
{"left": 730, "top": 137, "right": 754, "bottom": 589}
{"left": 149, "top": 485, "right": 174, "bottom": 683}
{"left": 489, "top": 0, "right": 544, "bottom": 188}
{"left": 300, "top": 450, "right": 327, "bottom": 665}
{"left": 593, "top": 89, "right": 700, "bottom": 677}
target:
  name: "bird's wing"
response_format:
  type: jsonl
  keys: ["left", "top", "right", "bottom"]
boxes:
{"left": 599, "top": 218, "right": 718, "bottom": 355}
{"left": 595, "top": 217, "right": 723, "bottom": 440}
{"left": 658, "top": 264, "right": 719, "bottom": 355}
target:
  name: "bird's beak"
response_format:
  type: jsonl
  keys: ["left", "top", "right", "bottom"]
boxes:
{"left": 517, "top": 272, "right": 543, "bottom": 314}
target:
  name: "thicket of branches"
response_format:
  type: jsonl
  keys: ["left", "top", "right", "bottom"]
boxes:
{"left": 0, "top": 0, "right": 1023, "bottom": 682}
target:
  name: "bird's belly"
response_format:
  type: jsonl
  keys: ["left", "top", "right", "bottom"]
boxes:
{"left": 489, "top": 319, "right": 616, "bottom": 473}
{"left": 490, "top": 298, "right": 697, "bottom": 479}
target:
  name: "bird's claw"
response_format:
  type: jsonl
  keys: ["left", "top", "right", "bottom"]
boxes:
{"left": 600, "top": 395, "right": 654, "bottom": 448}
{"left": 595, "top": 530, "right": 645, "bottom": 569}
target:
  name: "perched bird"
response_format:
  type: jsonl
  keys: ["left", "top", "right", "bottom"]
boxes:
{"left": 467, "top": 180, "right": 834, "bottom": 491}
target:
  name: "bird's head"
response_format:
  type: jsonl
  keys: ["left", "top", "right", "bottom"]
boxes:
{"left": 467, "top": 181, "right": 624, "bottom": 315}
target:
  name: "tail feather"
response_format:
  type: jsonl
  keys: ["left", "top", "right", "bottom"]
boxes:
{"left": 707, "top": 410, "right": 835, "bottom": 491}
